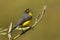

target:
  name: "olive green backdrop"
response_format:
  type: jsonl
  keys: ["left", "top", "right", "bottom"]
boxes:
{"left": 0, "top": 0, "right": 60, "bottom": 40}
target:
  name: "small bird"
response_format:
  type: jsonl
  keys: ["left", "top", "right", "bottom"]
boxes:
{"left": 9, "top": 8, "right": 32, "bottom": 33}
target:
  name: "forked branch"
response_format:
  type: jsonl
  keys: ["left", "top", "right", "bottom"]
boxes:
{"left": 8, "top": 5, "right": 47, "bottom": 40}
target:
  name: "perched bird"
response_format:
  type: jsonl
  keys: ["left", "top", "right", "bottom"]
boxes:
{"left": 9, "top": 8, "right": 32, "bottom": 33}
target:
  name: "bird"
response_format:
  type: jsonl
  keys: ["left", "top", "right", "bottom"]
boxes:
{"left": 9, "top": 8, "right": 32, "bottom": 33}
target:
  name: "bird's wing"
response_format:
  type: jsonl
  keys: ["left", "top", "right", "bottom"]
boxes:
{"left": 16, "top": 14, "right": 32, "bottom": 26}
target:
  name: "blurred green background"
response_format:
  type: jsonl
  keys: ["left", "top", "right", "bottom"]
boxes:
{"left": 0, "top": 0, "right": 60, "bottom": 40}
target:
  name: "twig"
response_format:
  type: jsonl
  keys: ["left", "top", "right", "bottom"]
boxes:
{"left": 8, "top": 22, "right": 13, "bottom": 40}
{"left": 31, "top": 5, "right": 46, "bottom": 28}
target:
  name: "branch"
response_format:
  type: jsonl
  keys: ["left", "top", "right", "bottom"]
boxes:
{"left": 8, "top": 22, "right": 13, "bottom": 40}
{"left": 31, "top": 5, "right": 46, "bottom": 28}
{"left": 12, "top": 5, "right": 47, "bottom": 40}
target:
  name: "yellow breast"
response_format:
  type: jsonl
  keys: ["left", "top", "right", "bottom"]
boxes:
{"left": 22, "top": 12, "right": 32, "bottom": 27}
{"left": 28, "top": 12, "right": 32, "bottom": 16}
{"left": 22, "top": 20, "right": 32, "bottom": 27}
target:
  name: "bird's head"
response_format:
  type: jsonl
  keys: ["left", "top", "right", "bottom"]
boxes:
{"left": 25, "top": 8, "right": 31, "bottom": 13}
{"left": 24, "top": 8, "right": 32, "bottom": 16}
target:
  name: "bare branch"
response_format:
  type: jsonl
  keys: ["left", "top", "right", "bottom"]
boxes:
{"left": 8, "top": 22, "right": 13, "bottom": 40}
{"left": 12, "top": 5, "right": 47, "bottom": 40}
{"left": 31, "top": 5, "right": 46, "bottom": 28}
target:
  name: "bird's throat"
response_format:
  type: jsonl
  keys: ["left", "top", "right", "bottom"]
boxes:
{"left": 28, "top": 12, "right": 32, "bottom": 16}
